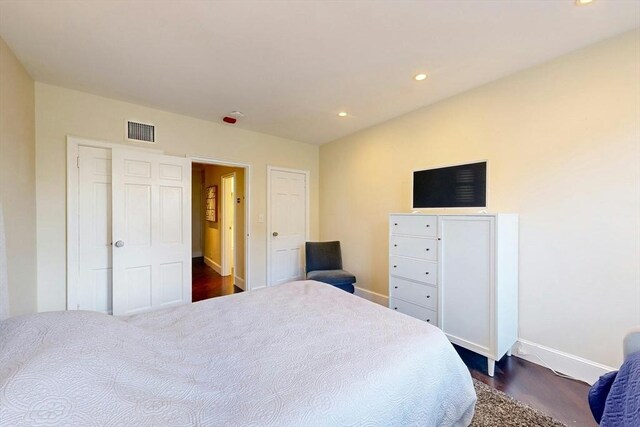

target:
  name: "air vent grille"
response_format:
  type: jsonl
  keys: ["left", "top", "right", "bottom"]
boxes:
{"left": 127, "top": 120, "right": 155, "bottom": 143}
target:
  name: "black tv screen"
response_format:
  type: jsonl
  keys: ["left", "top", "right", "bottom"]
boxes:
{"left": 413, "top": 162, "right": 487, "bottom": 208}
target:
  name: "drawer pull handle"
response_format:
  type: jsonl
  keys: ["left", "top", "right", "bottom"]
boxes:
{"left": 394, "top": 286, "right": 398, "bottom": 289}
{"left": 426, "top": 225, "right": 430, "bottom": 227}
{"left": 426, "top": 295, "right": 430, "bottom": 298}
{"left": 427, "top": 319, "right": 431, "bottom": 322}
{"left": 426, "top": 248, "right": 430, "bottom": 251}
{"left": 394, "top": 307, "right": 398, "bottom": 310}
{"left": 394, "top": 244, "right": 398, "bottom": 247}
{"left": 425, "top": 272, "right": 429, "bottom": 275}
{"left": 393, "top": 265, "right": 397, "bottom": 268}
{"left": 394, "top": 223, "right": 398, "bottom": 226}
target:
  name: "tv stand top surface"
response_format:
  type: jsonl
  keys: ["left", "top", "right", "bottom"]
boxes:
{"left": 391, "top": 211, "right": 516, "bottom": 217}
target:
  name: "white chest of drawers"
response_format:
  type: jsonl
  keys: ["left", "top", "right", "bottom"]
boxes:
{"left": 389, "top": 214, "right": 439, "bottom": 327}
{"left": 389, "top": 213, "right": 518, "bottom": 376}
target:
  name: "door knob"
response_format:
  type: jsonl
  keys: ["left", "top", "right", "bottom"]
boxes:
{"left": 272, "top": 232, "right": 278, "bottom": 237}
{"left": 114, "top": 240, "right": 125, "bottom": 248}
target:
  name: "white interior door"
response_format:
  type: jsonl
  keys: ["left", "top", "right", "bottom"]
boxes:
{"left": 111, "top": 148, "right": 192, "bottom": 316}
{"left": 222, "top": 173, "right": 235, "bottom": 276}
{"left": 78, "top": 146, "right": 112, "bottom": 313}
{"left": 269, "top": 168, "right": 307, "bottom": 286}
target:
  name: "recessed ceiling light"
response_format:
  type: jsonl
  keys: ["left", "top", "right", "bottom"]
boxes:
{"left": 414, "top": 73, "right": 428, "bottom": 81}
{"left": 575, "top": 0, "right": 593, "bottom": 5}
{"left": 338, "top": 112, "right": 348, "bottom": 117}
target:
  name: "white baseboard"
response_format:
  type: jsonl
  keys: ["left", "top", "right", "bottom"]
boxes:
{"left": 192, "top": 251, "right": 202, "bottom": 258}
{"left": 514, "top": 338, "right": 615, "bottom": 385}
{"left": 234, "top": 275, "right": 245, "bottom": 291}
{"left": 354, "top": 286, "right": 388, "bottom": 307}
{"left": 203, "top": 256, "right": 221, "bottom": 275}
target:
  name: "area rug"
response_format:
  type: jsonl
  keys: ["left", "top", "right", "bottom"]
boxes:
{"left": 471, "top": 378, "right": 567, "bottom": 427}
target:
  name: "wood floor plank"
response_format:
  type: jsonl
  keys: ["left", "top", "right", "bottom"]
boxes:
{"left": 455, "top": 345, "right": 597, "bottom": 426}
{"left": 192, "top": 257, "right": 242, "bottom": 302}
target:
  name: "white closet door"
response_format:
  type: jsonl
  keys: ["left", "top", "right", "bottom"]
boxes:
{"left": 269, "top": 169, "right": 307, "bottom": 286}
{"left": 111, "top": 148, "right": 191, "bottom": 316}
{"left": 78, "top": 146, "right": 112, "bottom": 313}
{"left": 439, "top": 216, "right": 495, "bottom": 354}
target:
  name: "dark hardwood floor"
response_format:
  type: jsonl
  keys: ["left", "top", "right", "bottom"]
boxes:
{"left": 192, "top": 257, "right": 243, "bottom": 302}
{"left": 455, "top": 345, "right": 596, "bottom": 426}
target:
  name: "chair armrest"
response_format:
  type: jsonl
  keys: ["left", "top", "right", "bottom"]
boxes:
{"left": 623, "top": 327, "right": 640, "bottom": 361}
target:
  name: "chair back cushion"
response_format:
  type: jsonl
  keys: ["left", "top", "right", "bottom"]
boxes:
{"left": 305, "top": 241, "right": 343, "bottom": 272}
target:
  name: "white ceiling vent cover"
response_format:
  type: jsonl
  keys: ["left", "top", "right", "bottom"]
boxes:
{"left": 126, "top": 120, "right": 155, "bottom": 143}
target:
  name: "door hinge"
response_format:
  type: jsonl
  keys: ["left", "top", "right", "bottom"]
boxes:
{"left": 76, "top": 303, "right": 80, "bottom": 310}
{"left": 76, "top": 156, "right": 80, "bottom": 169}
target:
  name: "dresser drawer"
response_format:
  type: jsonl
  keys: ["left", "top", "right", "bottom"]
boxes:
{"left": 389, "top": 297, "right": 438, "bottom": 326}
{"left": 389, "top": 277, "right": 437, "bottom": 310}
{"left": 390, "top": 215, "right": 437, "bottom": 237}
{"left": 390, "top": 235, "right": 437, "bottom": 261}
{"left": 390, "top": 256, "right": 437, "bottom": 286}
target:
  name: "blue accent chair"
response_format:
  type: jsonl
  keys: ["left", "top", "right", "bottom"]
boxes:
{"left": 305, "top": 241, "right": 356, "bottom": 293}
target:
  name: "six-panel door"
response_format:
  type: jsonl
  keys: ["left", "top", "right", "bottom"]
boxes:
{"left": 269, "top": 169, "right": 307, "bottom": 286}
{"left": 111, "top": 148, "right": 192, "bottom": 316}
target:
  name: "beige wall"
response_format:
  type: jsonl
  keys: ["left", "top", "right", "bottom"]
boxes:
{"left": 0, "top": 37, "right": 37, "bottom": 316}
{"left": 191, "top": 167, "right": 204, "bottom": 257}
{"left": 202, "top": 164, "right": 246, "bottom": 281}
{"left": 35, "top": 83, "right": 319, "bottom": 312}
{"left": 320, "top": 30, "right": 640, "bottom": 368}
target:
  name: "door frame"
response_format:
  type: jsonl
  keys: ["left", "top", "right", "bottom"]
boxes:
{"left": 266, "top": 166, "right": 310, "bottom": 287}
{"left": 190, "top": 156, "right": 251, "bottom": 291}
{"left": 66, "top": 136, "right": 163, "bottom": 311}
{"left": 220, "top": 172, "right": 236, "bottom": 277}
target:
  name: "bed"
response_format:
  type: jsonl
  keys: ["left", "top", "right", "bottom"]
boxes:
{"left": 588, "top": 327, "right": 640, "bottom": 426}
{"left": 0, "top": 280, "right": 476, "bottom": 426}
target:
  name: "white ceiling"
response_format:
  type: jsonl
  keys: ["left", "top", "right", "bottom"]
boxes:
{"left": 1, "top": 1, "right": 638, "bottom": 144}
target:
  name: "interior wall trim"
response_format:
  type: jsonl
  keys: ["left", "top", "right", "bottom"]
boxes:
{"left": 234, "top": 275, "right": 246, "bottom": 291}
{"left": 514, "top": 338, "right": 615, "bottom": 385}
{"left": 203, "top": 256, "right": 222, "bottom": 275}
{"left": 354, "top": 286, "right": 389, "bottom": 307}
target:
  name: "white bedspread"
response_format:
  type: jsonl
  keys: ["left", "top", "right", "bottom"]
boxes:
{"left": 0, "top": 280, "right": 476, "bottom": 426}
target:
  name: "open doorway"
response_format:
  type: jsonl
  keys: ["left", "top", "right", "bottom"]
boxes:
{"left": 191, "top": 162, "right": 247, "bottom": 302}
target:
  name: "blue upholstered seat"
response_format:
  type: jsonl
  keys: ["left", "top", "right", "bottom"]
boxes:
{"left": 305, "top": 241, "right": 356, "bottom": 293}
{"left": 306, "top": 270, "right": 356, "bottom": 293}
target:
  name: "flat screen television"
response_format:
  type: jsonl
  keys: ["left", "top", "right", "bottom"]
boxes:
{"left": 413, "top": 161, "right": 487, "bottom": 208}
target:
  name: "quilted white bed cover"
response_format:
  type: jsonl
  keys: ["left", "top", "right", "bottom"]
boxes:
{"left": 0, "top": 280, "right": 476, "bottom": 426}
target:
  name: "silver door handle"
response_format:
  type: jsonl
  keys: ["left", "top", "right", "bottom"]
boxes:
{"left": 272, "top": 232, "right": 278, "bottom": 237}
{"left": 114, "top": 240, "right": 125, "bottom": 248}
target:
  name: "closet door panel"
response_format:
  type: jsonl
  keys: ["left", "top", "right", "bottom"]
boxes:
{"left": 439, "top": 216, "right": 494, "bottom": 353}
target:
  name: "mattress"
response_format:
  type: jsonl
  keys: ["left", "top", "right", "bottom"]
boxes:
{"left": 0, "top": 280, "right": 476, "bottom": 426}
